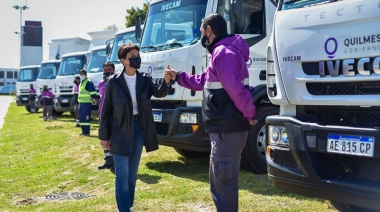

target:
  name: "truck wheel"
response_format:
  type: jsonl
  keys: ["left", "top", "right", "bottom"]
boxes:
{"left": 173, "top": 148, "right": 210, "bottom": 158}
{"left": 240, "top": 106, "right": 279, "bottom": 174}
{"left": 330, "top": 200, "right": 377, "bottom": 212}
{"left": 25, "top": 106, "right": 39, "bottom": 113}
{"left": 53, "top": 110, "right": 64, "bottom": 116}
{"left": 70, "top": 112, "right": 76, "bottom": 119}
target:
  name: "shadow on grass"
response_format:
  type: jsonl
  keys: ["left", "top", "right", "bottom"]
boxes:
{"left": 138, "top": 173, "right": 161, "bottom": 184}
{"left": 145, "top": 157, "right": 327, "bottom": 203}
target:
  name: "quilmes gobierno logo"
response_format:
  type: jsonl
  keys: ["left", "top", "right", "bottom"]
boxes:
{"left": 325, "top": 37, "right": 338, "bottom": 59}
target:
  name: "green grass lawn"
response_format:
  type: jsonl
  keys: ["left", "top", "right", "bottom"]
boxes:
{"left": 0, "top": 102, "right": 338, "bottom": 211}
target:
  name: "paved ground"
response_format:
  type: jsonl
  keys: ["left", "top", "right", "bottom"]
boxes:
{"left": 0, "top": 96, "right": 14, "bottom": 129}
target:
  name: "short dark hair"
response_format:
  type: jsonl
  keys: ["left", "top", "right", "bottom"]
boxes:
{"left": 103, "top": 62, "right": 115, "bottom": 71}
{"left": 79, "top": 70, "right": 87, "bottom": 75}
{"left": 201, "top": 13, "right": 227, "bottom": 36}
{"left": 75, "top": 76, "right": 80, "bottom": 80}
{"left": 117, "top": 43, "right": 140, "bottom": 60}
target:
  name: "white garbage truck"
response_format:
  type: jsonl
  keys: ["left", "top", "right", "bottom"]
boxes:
{"left": 266, "top": 0, "right": 380, "bottom": 211}
{"left": 136, "top": 0, "right": 278, "bottom": 173}
{"left": 54, "top": 51, "right": 89, "bottom": 114}
{"left": 35, "top": 60, "right": 61, "bottom": 113}
{"left": 15, "top": 65, "right": 40, "bottom": 113}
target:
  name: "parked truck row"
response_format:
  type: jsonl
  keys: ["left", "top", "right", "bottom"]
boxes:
{"left": 12, "top": 0, "right": 380, "bottom": 211}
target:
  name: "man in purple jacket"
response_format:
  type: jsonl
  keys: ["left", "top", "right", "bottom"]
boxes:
{"left": 41, "top": 85, "right": 55, "bottom": 121}
{"left": 28, "top": 84, "right": 37, "bottom": 113}
{"left": 97, "top": 62, "right": 115, "bottom": 171}
{"left": 165, "top": 13, "right": 257, "bottom": 212}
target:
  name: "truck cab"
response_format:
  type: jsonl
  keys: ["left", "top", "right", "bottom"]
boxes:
{"left": 138, "top": 0, "right": 277, "bottom": 173}
{"left": 266, "top": 0, "right": 380, "bottom": 211}
{"left": 54, "top": 51, "right": 89, "bottom": 113}
{"left": 87, "top": 45, "right": 108, "bottom": 112}
{"left": 16, "top": 65, "right": 40, "bottom": 112}
{"left": 107, "top": 26, "right": 139, "bottom": 73}
{"left": 35, "top": 60, "right": 60, "bottom": 112}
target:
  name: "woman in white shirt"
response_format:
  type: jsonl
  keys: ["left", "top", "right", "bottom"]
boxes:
{"left": 98, "top": 43, "right": 171, "bottom": 212}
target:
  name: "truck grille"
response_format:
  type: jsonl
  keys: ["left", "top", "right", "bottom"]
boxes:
{"left": 155, "top": 122, "right": 169, "bottom": 136}
{"left": 151, "top": 100, "right": 185, "bottom": 109}
{"left": 311, "top": 152, "right": 380, "bottom": 184}
{"left": 306, "top": 82, "right": 380, "bottom": 95}
{"left": 297, "top": 106, "right": 380, "bottom": 129}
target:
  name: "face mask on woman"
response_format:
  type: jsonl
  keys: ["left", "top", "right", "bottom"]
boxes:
{"left": 129, "top": 57, "right": 141, "bottom": 69}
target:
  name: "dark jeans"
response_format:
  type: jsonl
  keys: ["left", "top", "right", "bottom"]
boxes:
{"left": 29, "top": 100, "right": 36, "bottom": 112}
{"left": 114, "top": 120, "right": 143, "bottom": 212}
{"left": 43, "top": 105, "right": 53, "bottom": 118}
{"left": 79, "top": 103, "right": 92, "bottom": 134}
{"left": 209, "top": 130, "right": 248, "bottom": 212}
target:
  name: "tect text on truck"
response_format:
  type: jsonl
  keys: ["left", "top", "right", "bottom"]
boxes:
{"left": 266, "top": 0, "right": 380, "bottom": 211}
{"left": 138, "top": 0, "right": 278, "bottom": 173}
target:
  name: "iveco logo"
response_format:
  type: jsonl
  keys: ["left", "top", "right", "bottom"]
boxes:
{"left": 319, "top": 56, "right": 380, "bottom": 77}
{"left": 325, "top": 37, "right": 338, "bottom": 59}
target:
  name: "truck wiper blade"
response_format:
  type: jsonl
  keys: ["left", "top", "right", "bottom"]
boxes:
{"left": 140, "top": 46, "right": 158, "bottom": 52}
{"left": 281, "top": 0, "right": 303, "bottom": 5}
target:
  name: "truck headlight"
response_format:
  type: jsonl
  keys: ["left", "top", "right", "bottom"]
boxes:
{"left": 179, "top": 113, "right": 197, "bottom": 124}
{"left": 268, "top": 125, "right": 289, "bottom": 147}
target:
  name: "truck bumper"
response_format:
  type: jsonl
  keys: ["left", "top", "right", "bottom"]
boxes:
{"left": 153, "top": 107, "right": 209, "bottom": 151}
{"left": 54, "top": 95, "right": 74, "bottom": 112}
{"left": 16, "top": 95, "right": 29, "bottom": 106}
{"left": 266, "top": 115, "right": 380, "bottom": 211}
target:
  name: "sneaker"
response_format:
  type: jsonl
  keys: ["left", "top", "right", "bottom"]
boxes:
{"left": 49, "top": 116, "right": 53, "bottom": 121}
{"left": 44, "top": 117, "right": 47, "bottom": 121}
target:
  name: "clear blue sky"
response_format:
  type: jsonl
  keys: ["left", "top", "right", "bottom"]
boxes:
{"left": 0, "top": 0, "right": 148, "bottom": 69}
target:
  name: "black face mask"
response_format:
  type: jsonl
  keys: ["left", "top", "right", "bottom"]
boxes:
{"left": 43, "top": 88, "right": 48, "bottom": 91}
{"left": 201, "top": 35, "right": 209, "bottom": 48}
{"left": 129, "top": 57, "right": 141, "bottom": 69}
{"left": 103, "top": 72, "right": 114, "bottom": 81}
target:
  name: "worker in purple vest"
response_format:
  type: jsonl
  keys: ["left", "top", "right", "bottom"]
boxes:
{"left": 41, "top": 85, "right": 55, "bottom": 121}
{"left": 97, "top": 62, "right": 115, "bottom": 171}
{"left": 29, "top": 84, "right": 37, "bottom": 113}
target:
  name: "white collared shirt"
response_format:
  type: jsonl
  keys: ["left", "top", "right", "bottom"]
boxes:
{"left": 123, "top": 72, "right": 138, "bottom": 115}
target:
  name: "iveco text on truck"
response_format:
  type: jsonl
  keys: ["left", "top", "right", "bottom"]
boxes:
{"left": 137, "top": 0, "right": 277, "bottom": 173}
{"left": 266, "top": 0, "right": 380, "bottom": 211}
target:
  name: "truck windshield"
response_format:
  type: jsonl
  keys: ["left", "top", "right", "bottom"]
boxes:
{"left": 109, "top": 32, "right": 138, "bottom": 64}
{"left": 57, "top": 55, "right": 86, "bottom": 76}
{"left": 18, "top": 68, "right": 39, "bottom": 82}
{"left": 281, "top": 0, "right": 337, "bottom": 10}
{"left": 38, "top": 63, "right": 59, "bottom": 79}
{"left": 88, "top": 49, "right": 107, "bottom": 73}
{"left": 140, "top": 0, "right": 207, "bottom": 53}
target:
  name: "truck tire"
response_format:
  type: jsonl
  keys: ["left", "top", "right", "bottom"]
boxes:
{"left": 25, "top": 106, "right": 39, "bottom": 113}
{"left": 174, "top": 148, "right": 210, "bottom": 158}
{"left": 330, "top": 200, "right": 378, "bottom": 212}
{"left": 240, "top": 106, "right": 279, "bottom": 174}
{"left": 70, "top": 111, "right": 76, "bottom": 119}
{"left": 53, "top": 110, "right": 64, "bottom": 116}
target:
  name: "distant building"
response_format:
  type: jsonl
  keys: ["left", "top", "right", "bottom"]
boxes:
{"left": 22, "top": 20, "right": 43, "bottom": 66}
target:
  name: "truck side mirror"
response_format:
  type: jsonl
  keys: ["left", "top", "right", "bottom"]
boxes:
{"left": 135, "top": 16, "right": 142, "bottom": 42}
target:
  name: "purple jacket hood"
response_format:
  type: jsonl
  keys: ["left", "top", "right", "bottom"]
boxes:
{"left": 212, "top": 35, "right": 249, "bottom": 62}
